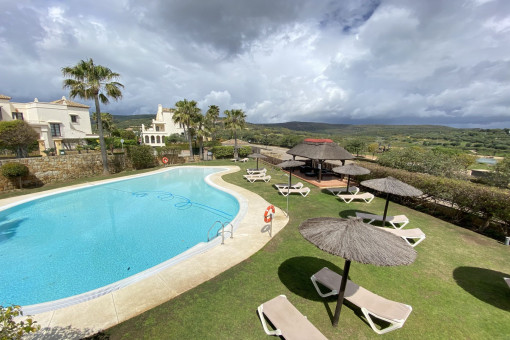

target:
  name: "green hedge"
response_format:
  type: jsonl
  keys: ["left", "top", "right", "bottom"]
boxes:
{"left": 210, "top": 146, "right": 251, "bottom": 159}
{"left": 357, "top": 161, "right": 510, "bottom": 237}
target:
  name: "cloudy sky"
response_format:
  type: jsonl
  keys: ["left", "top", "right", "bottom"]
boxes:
{"left": 1, "top": 0, "right": 510, "bottom": 128}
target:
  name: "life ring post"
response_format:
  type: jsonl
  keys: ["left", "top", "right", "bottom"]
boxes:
{"left": 263, "top": 205, "right": 275, "bottom": 237}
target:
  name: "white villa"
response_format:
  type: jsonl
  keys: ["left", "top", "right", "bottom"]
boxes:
{"left": 0, "top": 94, "right": 95, "bottom": 152}
{"left": 141, "top": 104, "right": 185, "bottom": 146}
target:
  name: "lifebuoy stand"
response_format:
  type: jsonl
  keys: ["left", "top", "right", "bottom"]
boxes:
{"left": 264, "top": 205, "right": 275, "bottom": 237}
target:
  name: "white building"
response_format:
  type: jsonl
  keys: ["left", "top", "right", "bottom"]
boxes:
{"left": 0, "top": 94, "right": 95, "bottom": 150}
{"left": 141, "top": 104, "right": 185, "bottom": 146}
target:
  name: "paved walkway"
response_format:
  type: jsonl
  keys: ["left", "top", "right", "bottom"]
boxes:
{"left": 3, "top": 166, "right": 288, "bottom": 339}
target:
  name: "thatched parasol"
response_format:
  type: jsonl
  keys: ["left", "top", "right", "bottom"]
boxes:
{"left": 248, "top": 153, "right": 267, "bottom": 170}
{"left": 276, "top": 160, "right": 305, "bottom": 215}
{"left": 332, "top": 163, "right": 370, "bottom": 189}
{"left": 360, "top": 177, "right": 423, "bottom": 227}
{"left": 287, "top": 139, "right": 354, "bottom": 182}
{"left": 300, "top": 217, "right": 416, "bottom": 327}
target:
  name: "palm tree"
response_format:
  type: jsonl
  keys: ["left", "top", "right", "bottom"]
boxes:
{"left": 173, "top": 99, "right": 201, "bottom": 161}
{"left": 194, "top": 114, "right": 206, "bottom": 160}
{"left": 92, "top": 112, "right": 115, "bottom": 137}
{"left": 205, "top": 105, "right": 220, "bottom": 141}
{"left": 224, "top": 109, "right": 247, "bottom": 159}
{"left": 62, "top": 59, "right": 123, "bottom": 174}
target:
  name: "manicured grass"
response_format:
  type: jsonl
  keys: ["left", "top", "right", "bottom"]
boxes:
{"left": 27, "top": 161, "right": 510, "bottom": 339}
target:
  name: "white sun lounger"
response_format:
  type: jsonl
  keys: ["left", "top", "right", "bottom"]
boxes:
{"left": 355, "top": 212, "right": 409, "bottom": 229}
{"left": 380, "top": 227, "right": 426, "bottom": 247}
{"left": 311, "top": 267, "right": 412, "bottom": 335}
{"left": 247, "top": 168, "right": 267, "bottom": 175}
{"left": 257, "top": 295, "right": 327, "bottom": 339}
{"left": 278, "top": 186, "right": 311, "bottom": 197}
{"left": 326, "top": 186, "right": 360, "bottom": 195}
{"left": 274, "top": 182, "right": 304, "bottom": 190}
{"left": 337, "top": 192, "right": 374, "bottom": 204}
{"left": 243, "top": 174, "right": 271, "bottom": 183}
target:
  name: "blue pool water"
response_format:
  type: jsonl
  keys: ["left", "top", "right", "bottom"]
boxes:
{"left": 0, "top": 167, "right": 239, "bottom": 308}
{"left": 476, "top": 157, "right": 497, "bottom": 165}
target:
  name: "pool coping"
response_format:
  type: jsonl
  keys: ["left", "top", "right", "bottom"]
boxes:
{"left": 5, "top": 165, "right": 288, "bottom": 338}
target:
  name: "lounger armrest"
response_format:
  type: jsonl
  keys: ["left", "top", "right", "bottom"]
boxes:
{"left": 311, "top": 275, "right": 338, "bottom": 297}
{"left": 361, "top": 304, "right": 412, "bottom": 335}
{"left": 257, "top": 305, "right": 283, "bottom": 336}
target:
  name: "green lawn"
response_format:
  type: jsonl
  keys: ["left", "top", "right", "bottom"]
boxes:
{"left": 20, "top": 161, "right": 510, "bottom": 339}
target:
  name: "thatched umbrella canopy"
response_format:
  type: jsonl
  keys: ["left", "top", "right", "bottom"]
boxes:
{"left": 300, "top": 217, "right": 416, "bottom": 327}
{"left": 248, "top": 153, "right": 267, "bottom": 169}
{"left": 332, "top": 163, "right": 370, "bottom": 189}
{"left": 276, "top": 160, "right": 305, "bottom": 215}
{"left": 287, "top": 139, "right": 354, "bottom": 182}
{"left": 360, "top": 177, "right": 423, "bottom": 226}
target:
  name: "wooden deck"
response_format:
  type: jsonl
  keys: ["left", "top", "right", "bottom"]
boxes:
{"left": 286, "top": 171, "right": 351, "bottom": 188}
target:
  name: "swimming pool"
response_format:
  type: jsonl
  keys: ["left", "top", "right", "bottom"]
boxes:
{"left": 0, "top": 167, "right": 243, "bottom": 313}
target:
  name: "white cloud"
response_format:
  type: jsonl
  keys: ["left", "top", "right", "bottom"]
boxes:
{"left": 0, "top": 0, "right": 509, "bottom": 127}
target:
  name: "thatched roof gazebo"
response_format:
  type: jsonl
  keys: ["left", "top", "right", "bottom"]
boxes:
{"left": 287, "top": 139, "right": 354, "bottom": 182}
{"left": 300, "top": 217, "right": 416, "bottom": 327}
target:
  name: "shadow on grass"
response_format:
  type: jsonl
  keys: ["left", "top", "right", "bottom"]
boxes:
{"left": 338, "top": 209, "right": 363, "bottom": 218}
{"left": 277, "top": 256, "right": 344, "bottom": 301}
{"left": 453, "top": 266, "right": 510, "bottom": 311}
{"left": 277, "top": 256, "right": 376, "bottom": 328}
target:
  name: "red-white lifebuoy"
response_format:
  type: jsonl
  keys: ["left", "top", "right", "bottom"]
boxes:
{"left": 162, "top": 157, "right": 169, "bottom": 164}
{"left": 264, "top": 205, "right": 275, "bottom": 223}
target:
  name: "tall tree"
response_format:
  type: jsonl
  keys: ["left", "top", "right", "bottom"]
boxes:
{"left": 224, "top": 109, "right": 247, "bottom": 159}
{"left": 194, "top": 114, "right": 206, "bottom": 160}
{"left": 92, "top": 112, "right": 115, "bottom": 137}
{"left": 205, "top": 105, "right": 220, "bottom": 141}
{"left": 62, "top": 58, "right": 124, "bottom": 174}
{"left": 0, "top": 120, "right": 39, "bottom": 158}
{"left": 173, "top": 99, "right": 201, "bottom": 161}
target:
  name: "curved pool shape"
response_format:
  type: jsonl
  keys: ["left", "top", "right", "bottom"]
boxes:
{"left": 0, "top": 167, "right": 242, "bottom": 313}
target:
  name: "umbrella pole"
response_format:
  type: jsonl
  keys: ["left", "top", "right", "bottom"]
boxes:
{"left": 382, "top": 193, "right": 390, "bottom": 226}
{"left": 287, "top": 171, "right": 291, "bottom": 216}
{"left": 346, "top": 175, "right": 351, "bottom": 189}
{"left": 333, "top": 260, "right": 351, "bottom": 327}
{"left": 256, "top": 158, "right": 259, "bottom": 170}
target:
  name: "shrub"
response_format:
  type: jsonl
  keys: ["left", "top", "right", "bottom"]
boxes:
{"left": 0, "top": 305, "right": 40, "bottom": 339}
{"left": 211, "top": 146, "right": 251, "bottom": 159}
{"left": 127, "top": 145, "right": 156, "bottom": 169}
{"left": 1, "top": 162, "right": 29, "bottom": 189}
{"left": 357, "top": 161, "right": 510, "bottom": 239}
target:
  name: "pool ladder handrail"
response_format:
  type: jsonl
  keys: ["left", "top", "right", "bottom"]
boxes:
{"left": 207, "top": 221, "right": 234, "bottom": 244}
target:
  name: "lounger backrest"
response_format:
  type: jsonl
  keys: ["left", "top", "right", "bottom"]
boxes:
{"left": 261, "top": 295, "right": 328, "bottom": 340}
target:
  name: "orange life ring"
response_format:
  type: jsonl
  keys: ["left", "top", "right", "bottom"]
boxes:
{"left": 162, "top": 157, "right": 169, "bottom": 164}
{"left": 264, "top": 205, "right": 275, "bottom": 223}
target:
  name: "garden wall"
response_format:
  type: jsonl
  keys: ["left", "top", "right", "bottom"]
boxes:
{"left": 0, "top": 153, "right": 129, "bottom": 192}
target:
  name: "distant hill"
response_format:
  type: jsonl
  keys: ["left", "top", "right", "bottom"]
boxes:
{"left": 258, "top": 121, "right": 456, "bottom": 137}
{"left": 112, "top": 114, "right": 153, "bottom": 129}
{"left": 111, "top": 115, "right": 457, "bottom": 137}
